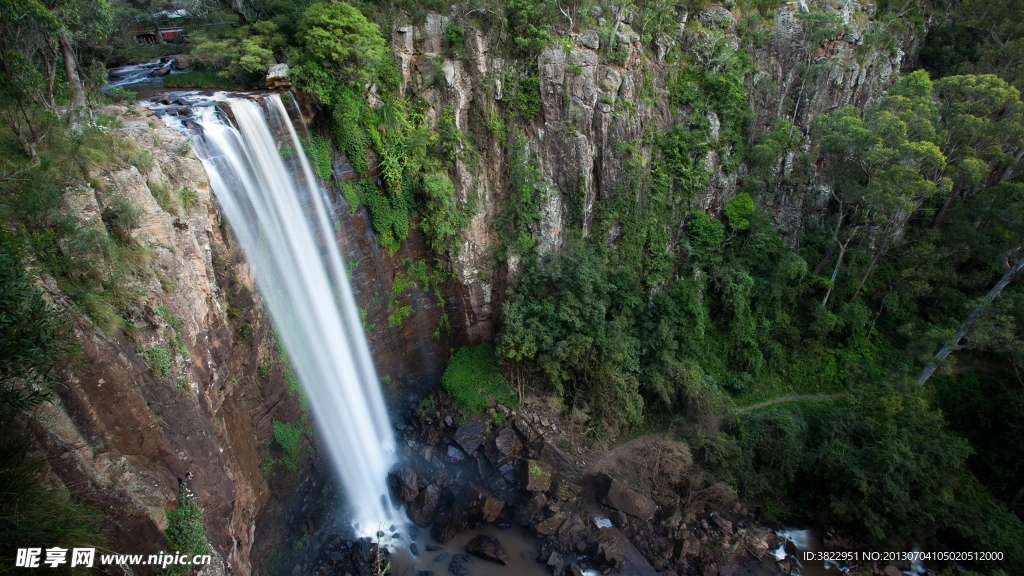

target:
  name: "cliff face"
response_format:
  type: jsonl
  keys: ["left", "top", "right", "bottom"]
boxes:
{"left": 29, "top": 105, "right": 280, "bottom": 576}
{"left": 390, "top": 1, "right": 917, "bottom": 340}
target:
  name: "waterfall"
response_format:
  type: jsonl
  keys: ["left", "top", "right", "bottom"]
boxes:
{"left": 160, "top": 93, "right": 397, "bottom": 535}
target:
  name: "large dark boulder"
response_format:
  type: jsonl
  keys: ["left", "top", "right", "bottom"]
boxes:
{"left": 390, "top": 467, "right": 419, "bottom": 503}
{"left": 595, "top": 473, "right": 657, "bottom": 521}
{"left": 589, "top": 529, "right": 626, "bottom": 570}
{"left": 522, "top": 459, "right": 553, "bottom": 492}
{"left": 431, "top": 484, "right": 505, "bottom": 542}
{"left": 409, "top": 483, "right": 442, "bottom": 527}
{"left": 465, "top": 535, "right": 508, "bottom": 565}
{"left": 454, "top": 415, "right": 487, "bottom": 455}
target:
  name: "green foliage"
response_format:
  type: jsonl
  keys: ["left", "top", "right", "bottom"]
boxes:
{"left": 164, "top": 489, "right": 208, "bottom": 575}
{"left": 162, "top": 72, "right": 243, "bottom": 90}
{"left": 144, "top": 346, "right": 173, "bottom": 378}
{"left": 302, "top": 133, "right": 333, "bottom": 180}
{"left": 505, "top": 0, "right": 556, "bottom": 56}
{"left": 271, "top": 419, "right": 304, "bottom": 471}
{"left": 362, "top": 180, "right": 409, "bottom": 254}
{"left": 725, "top": 193, "right": 755, "bottom": 230}
{"left": 292, "top": 2, "right": 388, "bottom": 97}
{"left": 442, "top": 344, "right": 517, "bottom": 415}
{"left": 0, "top": 234, "right": 72, "bottom": 410}
{"left": 419, "top": 171, "right": 471, "bottom": 258}
{"left": 0, "top": 422, "right": 104, "bottom": 567}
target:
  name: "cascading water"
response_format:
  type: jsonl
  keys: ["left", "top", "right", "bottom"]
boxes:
{"left": 157, "top": 93, "right": 397, "bottom": 535}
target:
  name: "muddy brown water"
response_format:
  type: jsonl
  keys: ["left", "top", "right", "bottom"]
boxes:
{"left": 387, "top": 523, "right": 550, "bottom": 576}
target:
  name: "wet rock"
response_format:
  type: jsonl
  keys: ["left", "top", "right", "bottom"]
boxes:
{"left": 883, "top": 566, "right": 902, "bottom": 576}
{"left": 546, "top": 550, "right": 564, "bottom": 575}
{"left": 589, "top": 530, "right": 625, "bottom": 570}
{"left": 448, "top": 553, "right": 471, "bottom": 575}
{"left": 710, "top": 513, "right": 733, "bottom": 534}
{"left": 454, "top": 415, "right": 487, "bottom": 455}
{"left": 595, "top": 473, "right": 657, "bottom": 521}
{"left": 535, "top": 512, "right": 568, "bottom": 535}
{"left": 266, "top": 63, "right": 291, "bottom": 90}
{"left": 566, "top": 564, "right": 584, "bottom": 576}
{"left": 432, "top": 484, "right": 505, "bottom": 542}
{"left": 777, "top": 558, "right": 793, "bottom": 575}
{"left": 679, "top": 531, "right": 700, "bottom": 558}
{"left": 610, "top": 510, "right": 628, "bottom": 528}
{"left": 523, "top": 459, "right": 553, "bottom": 492}
{"left": 446, "top": 444, "right": 467, "bottom": 462}
{"left": 538, "top": 440, "right": 584, "bottom": 483}
{"left": 465, "top": 535, "right": 508, "bottom": 565}
{"left": 433, "top": 552, "right": 447, "bottom": 562}
{"left": 410, "top": 542, "right": 419, "bottom": 556}
{"left": 425, "top": 544, "right": 442, "bottom": 552}
{"left": 515, "top": 492, "right": 548, "bottom": 526}
{"left": 409, "top": 483, "right": 442, "bottom": 527}
{"left": 390, "top": 467, "right": 419, "bottom": 503}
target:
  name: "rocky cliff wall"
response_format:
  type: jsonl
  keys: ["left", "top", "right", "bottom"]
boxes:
{"left": 27, "top": 104, "right": 302, "bottom": 576}
{"left": 387, "top": 1, "right": 917, "bottom": 340}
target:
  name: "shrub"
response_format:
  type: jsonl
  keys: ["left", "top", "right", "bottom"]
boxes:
{"left": 271, "top": 419, "right": 303, "bottom": 471}
{"left": 303, "top": 133, "right": 333, "bottom": 180}
{"left": 101, "top": 194, "right": 142, "bottom": 246}
{"left": 144, "top": 347, "right": 172, "bottom": 378}
{"left": 725, "top": 193, "right": 755, "bottom": 230}
{"left": 441, "top": 344, "right": 518, "bottom": 415}
{"left": 164, "top": 489, "right": 208, "bottom": 575}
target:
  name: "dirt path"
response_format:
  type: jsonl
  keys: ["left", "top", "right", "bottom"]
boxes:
{"left": 586, "top": 432, "right": 667, "bottom": 475}
{"left": 737, "top": 392, "right": 849, "bottom": 413}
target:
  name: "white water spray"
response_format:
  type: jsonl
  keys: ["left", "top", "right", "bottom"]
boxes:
{"left": 161, "top": 93, "right": 397, "bottom": 534}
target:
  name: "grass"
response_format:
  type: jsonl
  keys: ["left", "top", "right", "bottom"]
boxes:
{"left": 164, "top": 487, "right": 208, "bottom": 575}
{"left": 441, "top": 344, "right": 518, "bottom": 416}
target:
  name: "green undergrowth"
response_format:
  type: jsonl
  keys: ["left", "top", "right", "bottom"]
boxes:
{"left": 164, "top": 487, "right": 208, "bottom": 575}
{"left": 162, "top": 72, "right": 243, "bottom": 90}
{"left": 441, "top": 344, "right": 518, "bottom": 417}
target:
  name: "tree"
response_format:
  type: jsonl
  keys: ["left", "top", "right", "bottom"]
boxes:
{"left": 812, "top": 71, "right": 948, "bottom": 306}
{"left": 931, "top": 74, "right": 1024, "bottom": 226}
{"left": 292, "top": 1, "right": 388, "bottom": 103}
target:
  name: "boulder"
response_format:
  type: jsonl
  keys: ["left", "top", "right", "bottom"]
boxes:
{"left": 390, "top": 467, "right": 418, "bottom": 503}
{"left": 431, "top": 484, "right": 505, "bottom": 543}
{"left": 546, "top": 550, "right": 564, "bottom": 575}
{"left": 710, "top": 513, "right": 733, "bottom": 534}
{"left": 515, "top": 492, "right": 547, "bottom": 526}
{"left": 494, "top": 426, "right": 517, "bottom": 461}
{"left": 454, "top": 415, "right": 487, "bottom": 455}
{"left": 589, "top": 530, "right": 625, "bottom": 570}
{"left": 679, "top": 531, "right": 700, "bottom": 557}
{"left": 465, "top": 535, "right": 508, "bottom": 565}
{"left": 172, "top": 55, "right": 193, "bottom": 70}
{"left": 523, "top": 459, "right": 553, "bottom": 492}
{"left": 446, "top": 444, "right": 467, "bottom": 462}
{"left": 580, "top": 30, "right": 600, "bottom": 50}
{"left": 265, "top": 63, "right": 290, "bottom": 90}
{"left": 535, "top": 512, "right": 568, "bottom": 536}
{"left": 409, "top": 483, "right": 441, "bottom": 527}
{"left": 595, "top": 473, "right": 657, "bottom": 521}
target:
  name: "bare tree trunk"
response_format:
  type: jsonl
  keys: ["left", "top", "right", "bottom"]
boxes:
{"left": 1000, "top": 149, "right": 1024, "bottom": 182}
{"left": 932, "top": 190, "right": 957, "bottom": 227}
{"left": 850, "top": 251, "right": 881, "bottom": 302}
{"left": 59, "top": 35, "right": 85, "bottom": 110}
{"left": 917, "top": 250, "right": 1024, "bottom": 385}
{"left": 821, "top": 236, "right": 851, "bottom": 307}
